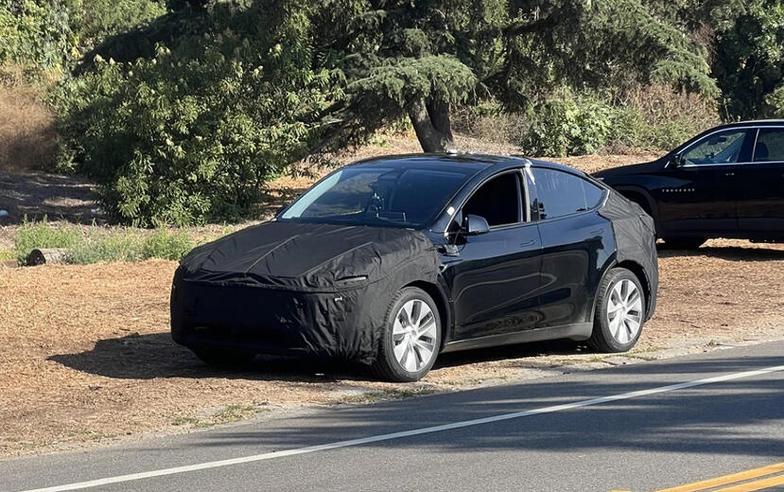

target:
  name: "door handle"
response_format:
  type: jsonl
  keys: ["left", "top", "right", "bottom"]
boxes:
{"left": 520, "top": 239, "right": 535, "bottom": 247}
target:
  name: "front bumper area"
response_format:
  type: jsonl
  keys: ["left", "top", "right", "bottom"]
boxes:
{"left": 170, "top": 271, "right": 384, "bottom": 363}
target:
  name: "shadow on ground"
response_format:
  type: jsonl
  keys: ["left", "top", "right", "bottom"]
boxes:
{"left": 657, "top": 244, "right": 784, "bottom": 261}
{"left": 0, "top": 170, "right": 101, "bottom": 224}
{"left": 48, "top": 332, "right": 585, "bottom": 383}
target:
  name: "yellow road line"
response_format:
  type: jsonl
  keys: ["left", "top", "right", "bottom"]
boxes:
{"left": 713, "top": 473, "right": 784, "bottom": 492}
{"left": 657, "top": 462, "right": 784, "bottom": 492}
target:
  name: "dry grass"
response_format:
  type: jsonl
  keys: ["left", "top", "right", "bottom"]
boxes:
{"left": 2, "top": 240, "right": 783, "bottom": 458}
{"left": 0, "top": 80, "right": 57, "bottom": 173}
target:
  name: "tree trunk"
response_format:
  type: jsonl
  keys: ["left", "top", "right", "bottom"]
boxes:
{"left": 408, "top": 98, "right": 456, "bottom": 153}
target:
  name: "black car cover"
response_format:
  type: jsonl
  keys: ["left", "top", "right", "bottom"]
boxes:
{"left": 599, "top": 192, "right": 659, "bottom": 320}
{"left": 171, "top": 222, "right": 441, "bottom": 363}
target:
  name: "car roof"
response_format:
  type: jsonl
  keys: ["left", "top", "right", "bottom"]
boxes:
{"left": 711, "top": 119, "right": 784, "bottom": 130}
{"left": 346, "top": 153, "right": 587, "bottom": 176}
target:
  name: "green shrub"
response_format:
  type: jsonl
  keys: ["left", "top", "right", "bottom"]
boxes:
{"left": 607, "top": 84, "right": 719, "bottom": 151}
{"left": 14, "top": 218, "right": 83, "bottom": 264}
{"left": 519, "top": 89, "right": 614, "bottom": 157}
{"left": 141, "top": 229, "right": 194, "bottom": 260}
{"left": 13, "top": 220, "right": 200, "bottom": 264}
{"left": 513, "top": 85, "right": 719, "bottom": 157}
{"left": 67, "top": 228, "right": 195, "bottom": 263}
{"left": 55, "top": 2, "right": 335, "bottom": 226}
{"left": 67, "top": 232, "right": 145, "bottom": 264}
{"left": 69, "top": 0, "right": 166, "bottom": 51}
{"left": 0, "top": 0, "right": 74, "bottom": 71}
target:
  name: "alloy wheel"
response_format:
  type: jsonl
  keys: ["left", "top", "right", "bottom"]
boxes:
{"left": 392, "top": 299, "right": 437, "bottom": 372}
{"left": 606, "top": 279, "right": 643, "bottom": 344}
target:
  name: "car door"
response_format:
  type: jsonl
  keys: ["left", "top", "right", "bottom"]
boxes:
{"left": 529, "top": 167, "right": 614, "bottom": 329}
{"left": 655, "top": 128, "right": 753, "bottom": 237}
{"left": 440, "top": 170, "right": 544, "bottom": 341}
{"left": 735, "top": 127, "right": 784, "bottom": 237}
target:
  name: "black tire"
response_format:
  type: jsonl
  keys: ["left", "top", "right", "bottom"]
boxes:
{"left": 192, "top": 347, "right": 254, "bottom": 367}
{"left": 589, "top": 268, "right": 646, "bottom": 353}
{"left": 662, "top": 237, "right": 705, "bottom": 250}
{"left": 371, "top": 287, "right": 442, "bottom": 382}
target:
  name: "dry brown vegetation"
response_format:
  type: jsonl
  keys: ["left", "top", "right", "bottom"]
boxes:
{"left": 0, "top": 77, "right": 57, "bottom": 173}
{"left": 2, "top": 240, "right": 783, "bottom": 458}
{"left": 2, "top": 147, "right": 784, "bottom": 458}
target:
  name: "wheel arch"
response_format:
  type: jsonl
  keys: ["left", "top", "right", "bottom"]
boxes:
{"left": 591, "top": 258, "right": 653, "bottom": 323}
{"left": 613, "top": 260, "right": 653, "bottom": 320}
{"left": 614, "top": 186, "right": 657, "bottom": 218}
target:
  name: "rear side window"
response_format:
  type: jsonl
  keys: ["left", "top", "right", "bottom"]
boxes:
{"left": 753, "top": 129, "right": 784, "bottom": 162}
{"left": 462, "top": 172, "right": 522, "bottom": 227}
{"left": 532, "top": 168, "right": 604, "bottom": 220}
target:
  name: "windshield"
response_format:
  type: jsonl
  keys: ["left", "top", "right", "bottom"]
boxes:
{"left": 279, "top": 166, "right": 475, "bottom": 227}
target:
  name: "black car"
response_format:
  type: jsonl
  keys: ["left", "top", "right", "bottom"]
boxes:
{"left": 594, "top": 120, "right": 784, "bottom": 248}
{"left": 171, "top": 154, "right": 658, "bottom": 382}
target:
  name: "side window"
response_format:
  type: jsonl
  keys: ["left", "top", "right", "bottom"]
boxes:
{"left": 753, "top": 129, "right": 784, "bottom": 162}
{"left": 583, "top": 180, "right": 607, "bottom": 209}
{"left": 532, "top": 168, "right": 603, "bottom": 220}
{"left": 682, "top": 130, "right": 747, "bottom": 166}
{"left": 461, "top": 172, "right": 522, "bottom": 227}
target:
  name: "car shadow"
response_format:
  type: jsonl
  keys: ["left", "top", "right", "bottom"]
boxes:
{"left": 435, "top": 339, "right": 585, "bottom": 369}
{"left": 48, "top": 332, "right": 587, "bottom": 382}
{"left": 657, "top": 244, "right": 784, "bottom": 261}
{"left": 48, "top": 332, "right": 366, "bottom": 383}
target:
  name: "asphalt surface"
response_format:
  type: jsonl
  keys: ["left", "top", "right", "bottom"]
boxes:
{"left": 2, "top": 340, "right": 784, "bottom": 492}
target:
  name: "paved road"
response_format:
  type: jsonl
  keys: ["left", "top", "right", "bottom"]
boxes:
{"left": 3, "top": 341, "right": 784, "bottom": 492}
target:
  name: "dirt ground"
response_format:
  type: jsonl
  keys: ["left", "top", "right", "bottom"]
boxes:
{"left": 2, "top": 142, "right": 784, "bottom": 458}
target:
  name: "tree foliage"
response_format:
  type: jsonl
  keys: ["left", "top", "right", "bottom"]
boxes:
{"left": 43, "top": 0, "right": 767, "bottom": 225}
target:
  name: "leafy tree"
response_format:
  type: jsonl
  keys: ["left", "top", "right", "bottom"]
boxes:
{"left": 58, "top": 0, "right": 720, "bottom": 225}
{"left": 710, "top": 0, "right": 784, "bottom": 118}
{"left": 0, "top": 0, "right": 74, "bottom": 71}
{"left": 57, "top": 1, "right": 336, "bottom": 225}
{"left": 309, "top": 0, "right": 717, "bottom": 152}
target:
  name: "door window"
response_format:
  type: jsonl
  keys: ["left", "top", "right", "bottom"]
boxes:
{"left": 532, "top": 168, "right": 605, "bottom": 220}
{"left": 753, "top": 129, "right": 784, "bottom": 162}
{"left": 461, "top": 172, "right": 522, "bottom": 227}
{"left": 682, "top": 130, "right": 747, "bottom": 166}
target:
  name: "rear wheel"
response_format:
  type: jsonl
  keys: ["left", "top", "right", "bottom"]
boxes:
{"left": 662, "top": 237, "right": 705, "bottom": 250}
{"left": 589, "top": 268, "right": 646, "bottom": 353}
{"left": 372, "top": 287, "right": 441, "bottom": 382}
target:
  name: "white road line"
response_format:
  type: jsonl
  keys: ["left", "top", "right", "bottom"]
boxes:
{"left": 20, "top": 363, "right": 784, "bottom": 492}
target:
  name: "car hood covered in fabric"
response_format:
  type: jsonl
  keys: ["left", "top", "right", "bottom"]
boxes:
{"left": 178, "top": 221, "right": 439, "bottom": 291}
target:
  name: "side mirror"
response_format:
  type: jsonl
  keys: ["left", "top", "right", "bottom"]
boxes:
{"left": 666, "top": 154, "right": 683, "bottom": 168}
{"left": 465, "top": 214, "right": 490, "bottom": 235}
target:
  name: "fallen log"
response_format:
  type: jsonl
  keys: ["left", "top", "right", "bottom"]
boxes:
{"left": 26, "top": 248, "right": 69, "bottom": 266}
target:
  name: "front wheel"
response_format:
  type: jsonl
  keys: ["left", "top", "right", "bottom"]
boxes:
{"left": 372, "top": 287, "right": 442, "bottom": 382}
{"left": 589, "top": 268, "right": 646, "bottom": 353}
